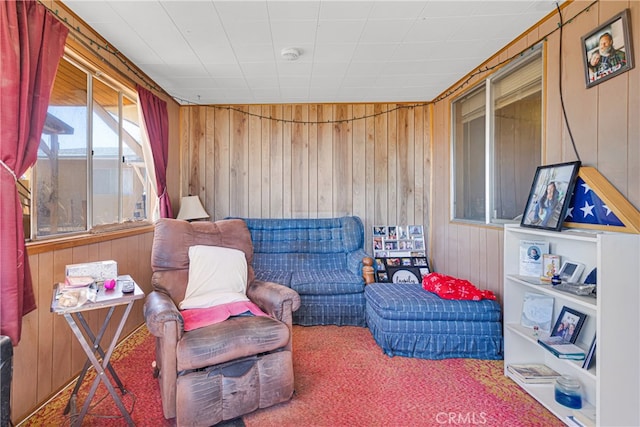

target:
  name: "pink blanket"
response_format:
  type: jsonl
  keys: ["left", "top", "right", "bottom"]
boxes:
{"left": 181, "top": 301, "right": 268, "bottom": 331}
{"left": 422, "top": 273, "right": 496, "bottom": 301}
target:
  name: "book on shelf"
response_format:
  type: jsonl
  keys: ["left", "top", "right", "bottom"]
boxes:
{"left": 565, "top": 415, "right": 585, "bottom": 427}
{"left": 582, "top": 336, "right": 596, "bottom": 370}
{"left": 519, "top": 240, "right": 549, "bottom": 277}
{"left": 572, "top": 408, "right": 596, "bottom": 427}
{"left": 507, "top": 363, "right": 561, "bottom": 384}
{"left": 538, "top": 336, "right": 586, "bottom": 360}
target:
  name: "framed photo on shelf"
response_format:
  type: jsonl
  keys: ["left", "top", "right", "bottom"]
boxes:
{"left": 581, "top": 9, "right": 634, "bottom": 88}
{"left": 521, "top": 161, "right": 581, "bottom": 232}
{"left": 541, "top": 254, "right": 561, "bottom": 282}
{"left": 551, "top": 306, "right": 587, "bottom": 344}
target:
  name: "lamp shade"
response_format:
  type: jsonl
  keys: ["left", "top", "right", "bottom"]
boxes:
{"left": 177, "top": 196, "right": 209, "bottom": 221}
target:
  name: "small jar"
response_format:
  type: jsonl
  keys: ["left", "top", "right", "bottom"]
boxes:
{"left": 551, "top": 274, "right": 562, "bottom": 286}
{"left": 554, "top": 375, "right": 582, "bottom": 409}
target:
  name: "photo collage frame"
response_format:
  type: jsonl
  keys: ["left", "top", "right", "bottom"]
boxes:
{"left": 372, "top": 225, "right": 429, "bottom": 284}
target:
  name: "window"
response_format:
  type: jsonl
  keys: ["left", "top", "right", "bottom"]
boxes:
{"left": 452, "top": 46, "right": 542, "bottom": 225}
{"left": 21, "top": 55, "right": 148, "bottom": 239}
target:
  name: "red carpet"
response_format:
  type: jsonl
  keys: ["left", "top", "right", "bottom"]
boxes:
{"left": 23, "top": 325, "right": 562, "bottom": 427}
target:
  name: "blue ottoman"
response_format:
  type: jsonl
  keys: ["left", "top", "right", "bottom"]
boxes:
{"left": 364, "top": 283, "right": 503, "bottom": 360}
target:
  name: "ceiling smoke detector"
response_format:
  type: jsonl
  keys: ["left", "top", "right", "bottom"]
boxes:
{"left": 281, "top": 48, "right": 301, "bottom": 61}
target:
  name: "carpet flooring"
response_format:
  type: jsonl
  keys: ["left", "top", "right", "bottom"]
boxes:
{"left": 22, "top": 325, "right": 563, "bottom": 426}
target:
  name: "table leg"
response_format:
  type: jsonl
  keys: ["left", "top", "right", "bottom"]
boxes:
{"left": 65, "top": 301, "right": 135, "bottom": 426}
{"left": 63, "top": 307, "right": 126, "bottom": 415}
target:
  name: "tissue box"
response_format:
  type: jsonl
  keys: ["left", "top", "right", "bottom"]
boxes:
{"left": 65, "top": 260, "right": 118, "bottom": 282}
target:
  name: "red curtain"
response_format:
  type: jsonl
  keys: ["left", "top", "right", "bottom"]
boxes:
{"left": 0, "top": 0, "right": 68, "bottom": 345}
{"left": 137, "top": 85, "right": 173, "bottom": 218}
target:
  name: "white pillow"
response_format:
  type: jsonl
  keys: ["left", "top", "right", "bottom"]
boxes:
{"left": 179, "top": 245, "right": 249, "bottom": 310}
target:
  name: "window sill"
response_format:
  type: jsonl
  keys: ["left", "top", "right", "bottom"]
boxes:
{"left": 26, "top": 222, "right": 155, "bottom": 255}
{"left": 449, "top": 218, "right": 514, "bottom": 230}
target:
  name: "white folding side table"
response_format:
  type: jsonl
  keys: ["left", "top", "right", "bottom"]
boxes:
{"left": 51, "top": 275, "right": 144, "bottom": 426}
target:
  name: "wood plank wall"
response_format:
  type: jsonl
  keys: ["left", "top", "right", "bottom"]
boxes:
{"left": 11, "top": 229, "right": 154, "bottom": 423}
{"left": 180, "top": 104, "right": 432, "bottom": 253}
{"left": 429, "top": 0, "right": 640, "bottom": 302}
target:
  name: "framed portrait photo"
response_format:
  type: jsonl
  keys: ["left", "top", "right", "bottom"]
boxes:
{"left": 551, "top": 306, "right": 586, "bottom": 344}
{"left": 521, "top": 161, "right": 581, "bottom": 232}
{"left": 581, "top": 9, "right": 634, "bottom": 88}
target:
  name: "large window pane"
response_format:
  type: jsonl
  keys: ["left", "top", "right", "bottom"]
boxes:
{"left": 453, "top": 87, "right": 486, "bottom": 221}
{"left": 92, "top": 78, "right": 120, "bottom": 226}
{"left": 492, "top": 56, "right": 542, "bottom": 221}
{"left": 121, "top": 98, "right": 146, "bottom": 221}
{"left": 35, "top": 58, "right": 89, "bottom": 236}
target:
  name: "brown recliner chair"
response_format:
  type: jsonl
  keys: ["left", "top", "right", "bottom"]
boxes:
{"left": 144, "top": 218, "right": 301, "bottom": 426}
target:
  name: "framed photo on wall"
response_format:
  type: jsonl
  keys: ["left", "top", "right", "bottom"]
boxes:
{"left": 521, "top": 161, "right": 581, "bottom": 232}
{"left": 582, "top": 9, "right": 634, "bottom": 88}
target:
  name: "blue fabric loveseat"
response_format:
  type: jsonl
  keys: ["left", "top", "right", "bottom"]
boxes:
{"left": 236, "top": 216, "right": 371, "bottom": 326}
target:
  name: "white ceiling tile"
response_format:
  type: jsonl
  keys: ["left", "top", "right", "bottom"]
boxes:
{"left": 319, "top": 1, "right": 374, "bottom": 20}
{"left": 403, "top": 16, "right": 462, "bottom": 43}
{"left": 346, "top": 62, "right": 383, "bottom": 76}
{"left": 312, "top": 62, "right": 349, "bottom": 76}
{"left": 313, "top": 44, "right": 357, "bottom": 62}
{"left": 246, "top": 75, "right": 279, "bottom": 86}
{"left": 341, "top": 75, "right": 378, "bottom": 87}
{"left": 316, "top": 20, "right": 366, "bottom": 44}
{"left": 359, "top": 20, "right": 414, "bottom": 43}
{"left": 204, "top": 63, "right": 244, "bottom": 78}
{"left": 270, "top": 21, "right": 318, "bottom": 45}
{"left": 368, "top": 1, "right": 427, "bottom": 20}
{"left": 213, "top": 1, "right": 269, "bottom": 21}
{"left": 310, "top": 75, "right": 345, "bottom": 86}
{"left": 278, "top": 75, "right": 311, "bottom": 87}
{"left": 266, "top": 2, "right": 321, "bottom": 21}
{"left": 241, "top": 62, "right": 278, "bottom": 76}
{"left": 224, "top": 21, "right": 272, "bottom": 45}
{"left": 351, "top": 44, "right": 398, "bottom": 62}
{"left": 233, "top": 44, "right": 276, "bottom": 62}
{"left": 276, "top": 61, "right": 313, "bottom": 75}
{"left": 251, "top": 87, "right": 282, "bottom": 100}
{"left": 418, "top": 1, "right": 483, "bottom": 18}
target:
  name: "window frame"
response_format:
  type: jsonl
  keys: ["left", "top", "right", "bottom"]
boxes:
{"left": 26, "top": 50, "right": 151, "bottom": 241}
{"left": 450, "top": 44, "right": 544, "bottom": 226}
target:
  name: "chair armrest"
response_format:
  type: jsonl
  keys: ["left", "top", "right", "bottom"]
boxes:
{"left": 143, "top": 291, "right": 184, "bottom": 339}
{"left": 247, "top": 280, "right": 301, "bottom": 323}
{"left": 346, "top": 249, "right": 370, "bottom": 278}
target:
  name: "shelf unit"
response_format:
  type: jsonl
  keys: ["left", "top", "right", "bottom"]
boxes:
{"left": 503, "top": 224, "right": 639, "bottom": 426}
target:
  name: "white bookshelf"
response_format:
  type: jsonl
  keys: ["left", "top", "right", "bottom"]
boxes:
{"left": 503, "top": 224, "right": 640, "bottom": 426}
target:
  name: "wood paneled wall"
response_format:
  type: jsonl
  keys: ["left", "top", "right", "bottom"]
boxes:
{"left": 429, "top": 0, "right": 640, "bottom": 302}
{"left": 12, "top": 229, "right": 154, "bottom": 423}
{"left": 180, "top": 104, "right": 432, "bottom": 252}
